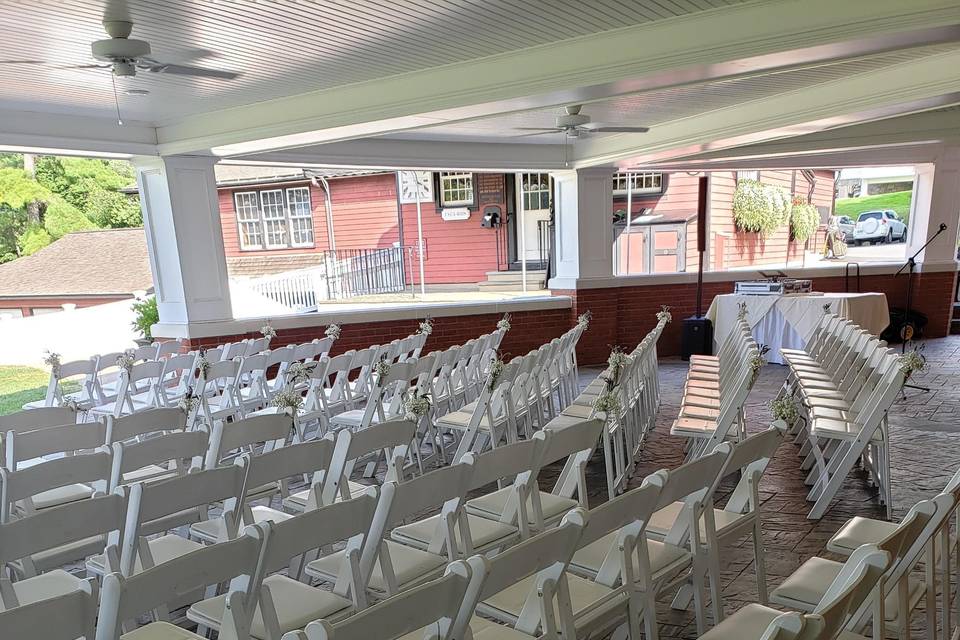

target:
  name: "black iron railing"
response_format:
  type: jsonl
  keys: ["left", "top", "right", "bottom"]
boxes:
{"left": 323, "top": 246, "right": 408, "bottom": 299}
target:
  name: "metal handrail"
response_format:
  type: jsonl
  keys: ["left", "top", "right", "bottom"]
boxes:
{"left": 844, "top": 262, "right": 861, "bottom": 293}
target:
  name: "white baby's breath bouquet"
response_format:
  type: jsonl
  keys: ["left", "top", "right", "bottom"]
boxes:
{"left": 749, "top": 345, "right": 770, "bottom": 385}
{"left": 271, "top": 388, "right": 304, "bottom": 416}
{"left": 403, "top": 388, "right": 432, "bottom": 421}
{"left": 737, "top": 301, "right": 749, "bottom": 321}
{"left": 497, "top": 313, "right": 512, "bottom": 332}
{"left": 116, "top": 350, "right": 135, "bottom": 372}
{"left": 656, "top": 305, "right": 672, "bottom": 323}
{"left": 577, "top": 310, "right": 592, "bottom": 328}
{"left": 898, "top": 347, "right": 926, "bottom": 380}
{"left": 260, "top": 324, "right": 277, "bottom": 339}
{"left": 285, "top": 361, "right": 318, "bottom": 386}
{"left": 606, "top": 346, "right": 629, "bottom": 384}
{"left": 418, "top": 317, "right": 434, "bottom": 336}
{"left": 770, "top": 395, "right": 799, "bottom": 426}
{"left": 43, "top": 350, "right": 62, "bottom": 377}
{"left": 325, "top": 324, "right": 342, "bottom": 340}
{"left": 374, "top": 356, "right": 391, "bottom": 384}
{"left": 487, "top": 355, "right": 506, "bottom": 391}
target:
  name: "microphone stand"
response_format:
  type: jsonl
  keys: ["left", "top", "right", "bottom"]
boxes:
{"left": 894, "top": 222, "right": 948, "bottom": 393}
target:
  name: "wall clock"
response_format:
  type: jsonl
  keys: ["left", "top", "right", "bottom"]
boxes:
{"left": 398, "top": 170, "right": 434, "bottom": 204}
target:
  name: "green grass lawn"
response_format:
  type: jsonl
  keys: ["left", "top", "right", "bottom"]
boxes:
{"left": 835, "top": 190, "right": 912, "bottom": 224}
{"left": 0, "top": 366, "right": 79, "bottom": 415}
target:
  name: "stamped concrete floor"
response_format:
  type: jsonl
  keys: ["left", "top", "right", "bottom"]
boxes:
{"left": 567, "top": 334, "right": 960, "bottom": 639}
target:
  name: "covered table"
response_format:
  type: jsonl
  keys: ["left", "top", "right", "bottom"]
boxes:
{"left": 705, "top": 292, "right": 889, "bottom": 364}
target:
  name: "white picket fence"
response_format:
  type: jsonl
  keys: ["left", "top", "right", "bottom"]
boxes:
{"left": 245, "top": 266, "right": 329, "bottom": 312}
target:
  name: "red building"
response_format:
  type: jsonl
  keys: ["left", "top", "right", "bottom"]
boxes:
{"left": 216, "top": 166, "right": 837, "bottom": 285}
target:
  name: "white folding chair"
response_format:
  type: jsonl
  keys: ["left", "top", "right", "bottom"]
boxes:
{"left": 22, "top": 357, "right": 97, "bottom": 410}
{"left": 0, "top": 450, "right": 111, "bottom": 522}
{"left": 0, "top": 581, "right": 97, "bottom": 640}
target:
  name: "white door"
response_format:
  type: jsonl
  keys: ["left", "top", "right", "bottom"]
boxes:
{"left": 519, "top": 173, "right": 552, "bottom": 263}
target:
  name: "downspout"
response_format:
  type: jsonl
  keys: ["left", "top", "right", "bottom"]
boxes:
{"left": 311, "top": 175, "right": 336, "bottom": 252}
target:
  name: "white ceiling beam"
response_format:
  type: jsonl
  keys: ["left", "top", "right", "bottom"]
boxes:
{"left": 230, "top": 138, "right": 569, "bottom": 172}
{"left": 0, "top": 109, "right": 158, "bottom": 157}
{"left": 574, "top": 51, "right": 960, "bottom": 169}
{"left": 154, "top": 0, "right": 960, "bottom": 156}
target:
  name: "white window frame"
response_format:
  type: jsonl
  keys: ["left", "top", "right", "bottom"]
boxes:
{"left": 285, "top": 186, "right": 315, "bottom": 248}
{"left": 439, "top": 172, "right": 475, "bottom": 207}
{"left": 737, "top": 170, "right": 760, "bottom": 182}
{"left": 259, "top": 189, "right": 289, "bottom": 249}
{"left": 612, "top": 171, "right": 663, "bottom": 196}
{"left": 521, "top": 173, "right": 552, "bottom": 211}
{"left": 234, "top": 191, "right": 264, "bottom": 250}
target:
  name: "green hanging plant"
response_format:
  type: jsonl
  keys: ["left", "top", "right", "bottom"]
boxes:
{"left": 733, "top": 179, "right": 789, "bottom": 237}
{"left": 789, "top": 198, "right": 820, "bottom": 243}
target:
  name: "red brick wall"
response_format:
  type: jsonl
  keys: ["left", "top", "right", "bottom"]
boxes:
{"left": 556, "top": 268, "right": 956, "bottom": 363}
{"left": 183, "top": 307, "right": 571, "bottom": 360}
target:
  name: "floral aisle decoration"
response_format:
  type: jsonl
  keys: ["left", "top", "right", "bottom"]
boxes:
{"left": 325, "top": 324, "right": 342, "bottom": 340}
{"left": 770, "top": 395, "right": 800, "bottom": 426}
{"left": 577, "top": 310, "right": 592, "bottom": 329}
{"left": 497, "top": 313, "right": 512, "bottom": 332}
{"left": 898, "top": 347, "right": 926, "bottom": 381}
{"left": 374, "top": 356, "right": 391, "bottom": 385}
{"left": 116, "top": 350, "right": 136, "bottom": 373}
{"left": 43, "top": 350, "right": 62, "bottom": 378}
{"left": 593, "top": 376, "right": 622, "bottom": 417}
{"left": 62, "top": 398, "right": 87, "bottom": 418}
{"left": 487, "top": 355, "right": 506, "bottom": 391}
{"left": 737, "top": 301, "right": 749, "bottom": 321}
{"left": 418, "top": 317, "right": 434, "bottom": 336}
{"left": 196, "top": 348, "right": 213, "bottom": 380}
{"left": 749, "top": 345, "right": 770, "bottom": 385}
{"left": 606, "top": 346, "right": 630, "bottom": 385}
{"left": 271, "top": 388, "right": 304, "bottom": 416}
{"left": 260, "top": 324, "right": 277, "bottom": 340}
{"left": 285, "top": 361, "right": 318, "bottom": 387}
{"left": 656, "top": 305, "right": 672, "bottom": 324}
{"left": 403, "top": 388, "right": 433, "bottom": 422}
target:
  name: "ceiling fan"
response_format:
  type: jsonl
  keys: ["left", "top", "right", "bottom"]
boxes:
{"left": 0, "top": 19, "right": 238, "bottom": 80}
{"left": 516, "top": 105, "right": 649, "bottom": 138}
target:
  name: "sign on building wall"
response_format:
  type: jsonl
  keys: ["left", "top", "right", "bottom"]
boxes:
{"left": 477, "top": 174, "right": 505, "bottom": 205}
{"left": 441, "top": 207, "right": 471, "bottom": 221}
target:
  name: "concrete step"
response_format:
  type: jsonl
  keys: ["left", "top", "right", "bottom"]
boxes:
{"left": 483, "top": 269, "right": 547, "bottom": 283}
{"left": 478, "top": 281, "right": 547, "bottom": 292}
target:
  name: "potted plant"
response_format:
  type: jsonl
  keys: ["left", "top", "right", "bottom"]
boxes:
{"left": 131, "top": 295, "right": 158, "bottom": 345}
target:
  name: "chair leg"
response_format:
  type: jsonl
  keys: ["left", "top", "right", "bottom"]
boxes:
{"left": 753, "top": 519, "right": 769, "bottom": 605}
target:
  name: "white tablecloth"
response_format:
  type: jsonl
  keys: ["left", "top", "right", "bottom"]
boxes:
{"left": 705, "top": 292, "right": 890, "bottom": 364}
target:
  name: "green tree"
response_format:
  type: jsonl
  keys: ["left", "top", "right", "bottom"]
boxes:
{"left": 0, "top": 167, "right": 95, "bottom": 256}
{"left": 34, "top": 156, "right": 141, "bottom": 228}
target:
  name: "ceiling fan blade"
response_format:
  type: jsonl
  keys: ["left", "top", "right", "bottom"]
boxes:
{"left": 0, "top": 60, "right": 48, "bottom": 65}
{"left": 58, "top": 64, "right": 112, "bottom": 70}
{"left": 515, "top": 127, "right": 562, "bottom": 132}
{"left": 143, "top": 62, "right": 239, "bottom": 80}
{"left": 581, "top": 124, "right": 650, "bottom": 133}
{"left": 515, "top": 130, "right": 562, "bottom": 138}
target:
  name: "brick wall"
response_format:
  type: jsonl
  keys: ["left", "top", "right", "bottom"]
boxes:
{"left": 183, "top": 306, "right": 572, "bottom": 360}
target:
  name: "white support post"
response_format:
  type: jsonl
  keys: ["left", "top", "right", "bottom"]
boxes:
{"left": 909, "top": 148, "right": 960, "bottom": 270}
{"left": 518, "top": 172, "right": 528, "bottom": 294}
{"left": 134, "top": 155, "right": 233, "bottom": 335}
{"left": 549, "top": 167, "right": 616, "bottom": 290}
{"left": 412, "top": 172, "right": 427, "bottom": 298}
{"left": 624, "top": 171, "right": 633, "bottom": 275}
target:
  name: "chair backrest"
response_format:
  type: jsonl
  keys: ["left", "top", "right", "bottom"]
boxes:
{"left": 205, "top": 413, "right": 293, "bottom": 468}
{"left": 716, "top": 425, "right": 785, "bottom": 515}
{"left": 121, "top": 464, "right": 247, "bottom": 574}
{"left": 38, "top": 357, "right": 96, "bottom": 407}
{"left": 467, "top": 438, "right": 543, "bottom": 534}
{"left": 5, "top": 420, "right": 106, "bottom": 469}
{"left": 328, "top": 419, "right": 417, "bottom": 502}
{"left": 0, "top": 581, "right": 97, "bottom": 640}
{"left": 539, "top": 418, "right": 605, "bottom": 501}
{"left": 154, "top": 339, "right": 182, "bottom": 360}
{"left": 795, "top": 545, "right": 891, "bottom": 640}
{"left": 0, "top": 492, "right": 128, "bottom": 581}
{"left": 105, "top": 407, "right": 186, "bottom": 445}
{"left": 455, "top": 510, "right": 588, "bottom": 638}
{"left": 109, "top": 430, "right": 208, "bottom": 491}
{"left": 656, "top": 446, "right": 731, "bottom": 548}
{"left": 0, "top": 450, "right": 112, "bottom": 521}
{"left": 240, "top": 437, "right": 335, "bottom": 512}
{"left": 758, "top": 613, "right": 805, "bottom": 640}
{"left": 300, "top": 561, "right": 472, "bottom": 640}
{"left": 96, "top": 531, "right": 264, "bottom": 640}
{"left": 0, "top": 407, "right": 76, "bottom": 435}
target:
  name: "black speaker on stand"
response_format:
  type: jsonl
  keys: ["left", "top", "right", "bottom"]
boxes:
{"left": 681, "top": 176, "right": 714, "bottom": 360}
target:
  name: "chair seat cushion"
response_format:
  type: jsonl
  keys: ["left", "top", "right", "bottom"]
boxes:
{"left": 392, "top": 513, "right": 517, "bottom": 551}
{"left": 467, "top": 487, "right": 577, "bottom": 527}
{"left": 570, "top": 535, "right": 689, "bottom": 579}
{"left": 306, "top": 540, "right": 446, "bottom": 593}
{"left": 188, "top": 574, "right": 352, "bottom": 639}
{"left": 770, "top": 556, "right": 923, "bottom": 622}
{"left": 826, "top": 516, "right": 898, "bottom": 555}
{"left": 87, "top": 533, "right": 202, "bottom": 576}
{"left": 284, "top": 480, "right": 371, "bottom": 511}
{"left": 122, "top": 621, "right": 205, "bottom": 639}
{"left": 436, "top": 410, "right": 494, "bottom": 431}
{"left": 11, "top": 568, "right": 86, "bottom": 607}
{"left": 671, "top": 416, "right": 717, "bottom": 437}
{"left": 698, "top": 602, "right": 783, "bottom": 640}
{"left": 560, "top": 404, "right": 595, "bottom": 419}
{"left": 31, "top": 483, "right": 94, "bottom": 510}
{"left": 121, "top": 464, "right": 176, "bottom": 486}
{"left": 645, "top": 501, "right": 749, "bottom": 539}
{"left": 190, "top": 505, "right": 292, "bottom": 543}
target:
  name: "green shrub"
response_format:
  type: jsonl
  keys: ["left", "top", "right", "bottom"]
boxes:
{"left": 733, "top": 179, "right": 789, "bottom": 237}
{"left": 789, "top": 199, "right": 821, "bottom": 243}
{"left": 131, "top": 296, "right": 158, "bottom": 340}
{"left": 18, "top": 225, "right": 52, "bottom": 255}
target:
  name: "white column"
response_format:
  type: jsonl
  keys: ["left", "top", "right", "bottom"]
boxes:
{"left": 549, "top": 167, "right": 615, "bottom": 289}
{"left": 909, "top": 147, "right": 960, "bottom": 268}
{"left": 134, "top": 155, "right": 233, "bottom": 332}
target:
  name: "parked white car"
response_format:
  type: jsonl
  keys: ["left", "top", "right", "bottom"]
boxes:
{"left": 852, "top": 210, "right": 907, "bottom": 244}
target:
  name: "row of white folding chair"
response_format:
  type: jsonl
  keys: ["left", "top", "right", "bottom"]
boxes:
{"left": 671, "top": 319, "right": 760, "bottom": 458}
{"left": 778, "top": 316, "right": 904, "bottom": 519}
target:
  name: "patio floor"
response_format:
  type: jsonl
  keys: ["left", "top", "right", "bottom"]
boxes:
{"left": 570, "top": 334, "right": 960, "bottom": 639}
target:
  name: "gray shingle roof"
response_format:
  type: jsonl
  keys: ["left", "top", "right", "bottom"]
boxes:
{"left": 0, "top": 228, "right": 153, "bottom": 298}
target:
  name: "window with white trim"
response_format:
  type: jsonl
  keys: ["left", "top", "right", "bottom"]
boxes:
{"left": 612, "top": 171, "right": 662, "bottom": 196}
{"left": 439, "top": 172, "right": 475, "bottom": 206}
{"left": 521, "top": 173, "right": 551, "bottom": 210}
{"left": 235, "top": 192, "right": 263, "bottom": 250}
{"left": 286, "top": 187, "right": 314, "bottom": 246}
{"left": 737, "top": 170, "right": 760, "bottom": 182}
{"left": 233, "top": 186, "right": 315, "bottom": 250}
